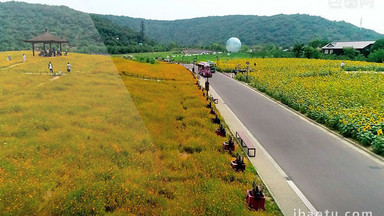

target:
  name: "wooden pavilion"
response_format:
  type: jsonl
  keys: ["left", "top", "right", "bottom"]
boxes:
{"left": 25, "top": 29, "right": 68, "bottom": 56}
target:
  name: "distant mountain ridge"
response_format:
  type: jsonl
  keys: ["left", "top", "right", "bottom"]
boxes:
{"left": 103, "top": 14, "right": 383, "bottom": 47}
{"left": 0, "top": 1, "right": 383, "bottom": 53}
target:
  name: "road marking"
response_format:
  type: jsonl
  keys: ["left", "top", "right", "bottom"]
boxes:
{"left": 221, "top": 73, "right": 384, "bottom": 165}
{"left": 187, "top": 65, "right": 384, "bottom": 214}
{"left": 287, "top": 180, "right": 318, "bottom": 214}
{"left": 218, "top": 91, "right": 319, "bottom": 214}
{"left": 197, "top": 70, "right": 318, "bottom": 215}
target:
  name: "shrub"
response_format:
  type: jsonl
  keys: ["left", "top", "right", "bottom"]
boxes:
{"left": 368, "top": 49, "right": 384, "bottom": 63}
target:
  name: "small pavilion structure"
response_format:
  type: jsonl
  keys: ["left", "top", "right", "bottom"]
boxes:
{"left": 25, "top": 29, "right": 68, "bottom": 56}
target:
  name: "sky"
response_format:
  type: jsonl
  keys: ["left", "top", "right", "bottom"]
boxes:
{"left": 2, "top": 0, "right": 384, "bottom": 34}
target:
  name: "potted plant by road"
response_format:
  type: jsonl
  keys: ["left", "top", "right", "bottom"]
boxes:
{"left": 231, "top": 153, "right": 245, "bottom": 172}
{"left": 224, "top": 136, "right": 235, "bottom": 152}
{"left": 215, "top": 124, "right": 226, "bottom": 137}
{"left": 246, "top": 181, "right": 265, "bottom": 211}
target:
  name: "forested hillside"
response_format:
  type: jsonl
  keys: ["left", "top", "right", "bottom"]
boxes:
{"left": 0, "top": 2, "right": 107, "bottom": 53}
{"left": 104, "top": 14, "right": 383, "bottom": 47}
{"left": 0, "top": 2, "right": 162, "bottom": 53}
{"left": 1, "top": 2, "right": 383, "bottom": 53}
{"left": 91, "top": 15, "right": 165, "bottom": 54}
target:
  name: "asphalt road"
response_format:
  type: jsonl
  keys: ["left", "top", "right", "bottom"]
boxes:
{"left": 190, "top": 66, "right": 384, "bottom": 215}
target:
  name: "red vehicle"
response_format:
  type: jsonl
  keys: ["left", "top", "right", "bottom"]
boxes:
{"left": 197, "top": 62, "right": 212, "bottom": 77}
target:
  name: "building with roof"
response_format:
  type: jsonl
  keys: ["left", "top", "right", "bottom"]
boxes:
{"left": 322, "top": 41, "right": 375, "bottom": 55}
{"left": 25, "top": 29, "right": 68, "bottom": 56}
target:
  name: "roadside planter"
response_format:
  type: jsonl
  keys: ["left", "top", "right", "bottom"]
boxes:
{"left": 206, "top": 101, "right": 212, "bottom": 109}
{"left": 223, "top": 136, "right": 235, "bottom": 152}
{"left": 231, "top": 153, "right": 245, "bottom": 172}
{"left": 210, "top": 107, "right": 216, "bottom": 115}
{"left": 246, "top": 182, "right": 265, "bottom": 211}
{"left": 212, "top": 114, "right": 221, "bottom": 124}
{"left": 215, "top": 124, "right": 226, "bottom": 137}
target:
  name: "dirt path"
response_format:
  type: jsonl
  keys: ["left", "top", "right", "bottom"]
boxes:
{"left": 38, "top": 75, "right": 62, "bottom": 86}
{"left": 0, "top": 62, "right": 24, "bottom": 71}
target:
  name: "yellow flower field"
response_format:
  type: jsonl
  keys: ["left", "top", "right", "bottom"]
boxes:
{"left": 0, "top": 51, "right": 281, "bottom": 215}
{"left": 218, "top": 58, "right": 384, "bottom": 155}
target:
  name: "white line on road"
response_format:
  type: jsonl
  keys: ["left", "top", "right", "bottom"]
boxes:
{"left": 204, "top": 74, "right": 318, "bottom": 215}
{"left": 287, "top": 180, "right": 318, "bottom": 214}
{"left": 232, "top": 74, "right": 384, "bottom": 165}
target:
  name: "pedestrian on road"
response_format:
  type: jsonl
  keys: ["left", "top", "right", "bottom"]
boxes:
{"left": 48, "top": 62, "right": 53, "bottom": 74}
{"left": 23, "top": 54, "right": 26, "bottom": 63}
{"left": 67, "top": 62, "right": 71, "bottom": 72}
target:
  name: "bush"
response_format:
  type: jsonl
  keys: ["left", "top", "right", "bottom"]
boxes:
{"left": 343, "top": 47, "right": 359, "bottom": 60}
{"left": 372, "top": 137, "right": 384, "bottom": 155}
{"left": 368, "top": 49, "right": 384, "bottom": 63}
{"left": 292, "top": 43, "right": 304, "bottom": 57}
{"left": 303, "top": 46, "right": 321, "bottom": 59}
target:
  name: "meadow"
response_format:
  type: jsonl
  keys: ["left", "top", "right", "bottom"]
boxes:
{"left": 116, "top": 51, "right": 254, "bottom": 64}
{"left": 217, "top": 58, "right": 384, "bottom": 156}
{"left": 0, "top": 51, "right": 281, "bottom": 215}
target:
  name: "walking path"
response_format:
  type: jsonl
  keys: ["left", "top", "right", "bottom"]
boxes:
{"left": 0, "top": 62, "right": 23, "bottom": 71}
{"left": 186, "top": 65, "right": 384, "bottom": 216}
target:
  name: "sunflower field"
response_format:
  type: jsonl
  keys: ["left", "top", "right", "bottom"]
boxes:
{"left": 217, "top": 58, "right": 384, "bottom": 156}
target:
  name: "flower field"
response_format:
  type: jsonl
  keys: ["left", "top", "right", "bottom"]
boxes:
{"left": 0, "top": 51, "right": 281, "bottom": 215}
{"left": 218, "top": 58, "right": 384, "bottom": 155}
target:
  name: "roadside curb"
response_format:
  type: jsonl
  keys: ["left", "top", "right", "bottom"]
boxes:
{"left": 186, "top": 64, "right": 314, "bottom": 216}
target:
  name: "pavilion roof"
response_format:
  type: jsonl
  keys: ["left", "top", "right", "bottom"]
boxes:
{"left": 25, "top": 30, "right": 68, "bottom": 43}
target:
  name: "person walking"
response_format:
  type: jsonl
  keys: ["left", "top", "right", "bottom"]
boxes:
{"left": 67, "top": 62, "right": 71, "bottom": 73}
{"left": 48, "top": 62, "right": 53, "bottom": 74}
{"left": 23, "top": 54, "right": 26, "bottom": 63}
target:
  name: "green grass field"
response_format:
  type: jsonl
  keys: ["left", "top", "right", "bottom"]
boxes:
{"left": 0, "top": 51, "right": 281, "bottom": 215}
{"left": 116, "top": 51, "right": 254, "bottom": 64}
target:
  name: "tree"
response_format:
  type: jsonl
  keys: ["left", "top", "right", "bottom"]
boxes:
{"left": 167, "top": 41, "right": 179, "bottom": 50}
{"left": 207, "top": 43, "right": 225, "bottom": 52}
{"left": 368, "top": 49, "right": 384, "bottom": 63}
{"left": 308, "top": 39, "right": 330, "bottom": 48}
{"left": 371, "top": 39, "right": 384, "bottom": 52}
{"left": 303, "top": 46, "right": 321, "bottom": 59}
{"left": 343, "top": 47, "right": 358, "bottom": 60}
{"left": 292, "top": 43, "right": 304, "bottom": 58}
{"left": 240, "top": 45, "right": 250, "bottom": 53}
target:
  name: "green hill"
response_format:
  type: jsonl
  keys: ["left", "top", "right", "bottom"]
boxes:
{"left": 91, "top": 14, "right": 163, "bottom": 54}
{"left": 0, "top": 1, "right": 105, "bottom": 53}
{"left": 103, "top": 14, "right": 383, "bottom": 47}
{"left": 0, "top": 2, "right": 161, "bottom": 53}
{"left": 1, "top": 2, "right": 383, "bottom": 53}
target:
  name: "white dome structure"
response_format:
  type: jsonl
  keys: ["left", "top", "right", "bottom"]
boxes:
{"left": 226, "top": 37, "right": 242, "bottom": 53}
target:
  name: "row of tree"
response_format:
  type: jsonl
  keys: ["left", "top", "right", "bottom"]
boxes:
{"left": 291, "top": 39, "right": 384, "bottom": 63}
{"left": 188, "top": 39, "right": 384, "bottom": 63}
